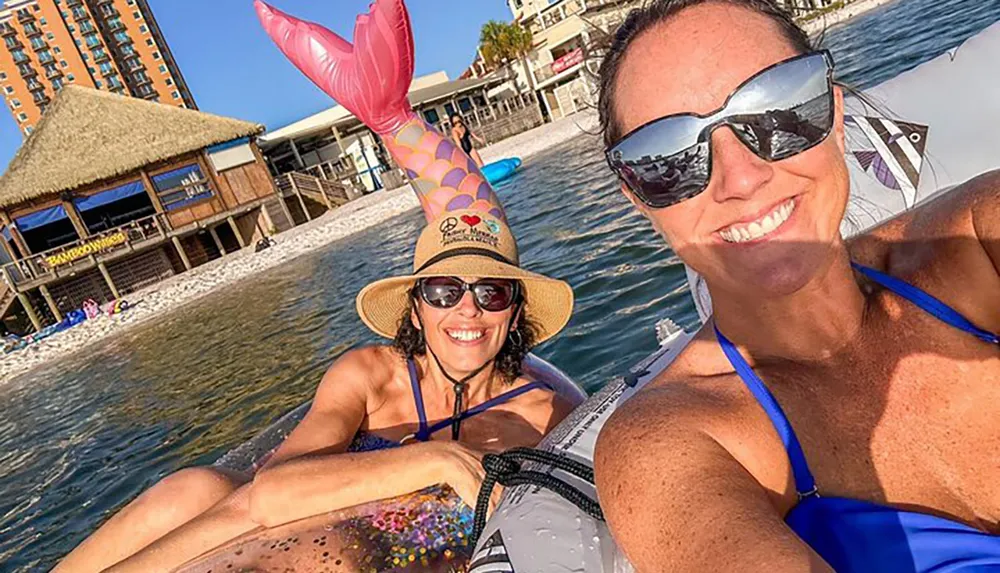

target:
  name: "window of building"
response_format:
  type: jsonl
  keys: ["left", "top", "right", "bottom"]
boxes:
{"left": 79, "top": 20, "right": 94, "bottom": 33}
{"left": 152, "top": 165, "right": 214, "bottom": 211}
{"left": 158, "top": 64, "right": 166, "bottom": 73}
{"left": 139, "top": 24, "right": 147, "bottom": 34}
{"left": 164, "top": 78, "right": 173, "bottom": 86}
{"left": 67, "top": 24, "right": 74, "bottom": 32}
{"left": 30, "top": 36, "right": 46, "bottom": 49}
{"left": 84, "top": 33, "right": 100, "bottom": 47}
{"left": 0, "top": 72, "right": 6, "bottom": 80}
{"left": 171, "top": 90, "right": 179, "bottom": 99}
{"left": 46, "top": 32, "right": 54, "bottom": 40}
{"left": 10, "top": 98, "right": 20, "bottom": 108}
{"left": 54, "top": 46, "right": 61, "bottom": 53}
{"left": 114, "top": 30, "right": 130, "bottom": 43}
{"left": 127, "top": 0, "right": 135, "bottom": 4}
{"left": 95, "top": 80, "right": 102, "bottom": 87}
{"left": 24, "top": 126, "right": 33, "bottom": 135}
{"left": 70, "top": 6, "right": 86, "bottom": 20}
{"left": 52, "top": 77, "right": 63, "bottom": 90}
{"left": 39, "top": 17, "right": 46, "bottom": 25}
{"left": 75, "top": 39, "right": 81, "bottom": 47}
{"left": 67, "top": 73, "right": 74, "bottom": 81}
{"left": 87, "top": 66, "right": 94, "bottom": 73}
{"left": 60, "top": 60, "right": 68, "bottom": 68}
{"left": 422, "top": 108, "right": 440, "bottom": 124}
{"left": 11, "top": 49, "right": 28, "bottom": 63}
{"left": 17, "top": 112, "right": 27, "bottom": 122}
{"left": 82, "top": 53, "right": 89, "bottom": 61}
{"left": 152, "top": 51, "right": 160, "bottom": 60}
{"left": 133, "top": 11, "right": 140, "bottom": 19}
{"left": 3, "top": 86, "right": 12, "bottom": 94}
{"left": 38, "top": 49, "right": 54, "bottom": 63}
{"left": 120, "top": 43, "right": 134, "bottom": 56}
{"left": 145, "top": 38, "right": 153, "bottom": 46}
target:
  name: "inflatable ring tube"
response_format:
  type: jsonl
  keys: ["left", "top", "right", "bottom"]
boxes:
{"left": 195, "top": 354, "right": 585, "bottom": 571}
{"left": 175, "top": 484, "right": 475, "bottom": 573}
{"left": 476, "top": 21, "right": 1000, "bottom": 571}
{"left": 481, "top": 158, "right": 522, "bottom": 185}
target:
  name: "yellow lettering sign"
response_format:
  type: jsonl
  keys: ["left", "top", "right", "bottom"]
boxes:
{"left": 44, "top": 232, "right": 127, "bottom": 267}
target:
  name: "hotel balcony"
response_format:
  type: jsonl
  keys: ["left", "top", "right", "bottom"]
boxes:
{"left": 30, "top": 40, "right": 48, "bottom": 52}
{"left": 13, "top": 52, "right": 30, "bottom": 64}
{"left": 5, "top": 38, "right": 23, "bottom": 49}
{"left": 17, "top": 10, "right": 35, "bottom": 24}
{"left": 67, "top": 0, "right": 83, "bottom": 6}
{"left": 92, "top": 50, "right": 110, "bottom": 63}
{"left": 73, "top": 10, "right": 91, "bottom": 22}
{"left": 107, "top": 20, "right": 125, "bottom": 32}
{"left": 23, "top": 25, "right": 42, "bottom": 37}
{"left": 45, "top": 67, "right": 63, "bottom": 80}
{"left": 19, "top": 66, "right": 37, "bottom": 79}
{"left": 1, "top": 25, "right": 16, "bottom": 37}
{"left": 101, "top": 67, "right": 117, "bottom": 78}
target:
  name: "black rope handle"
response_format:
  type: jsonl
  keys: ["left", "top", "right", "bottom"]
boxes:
{"left": 469, "top": 447, "right": 605, "bottom": 548}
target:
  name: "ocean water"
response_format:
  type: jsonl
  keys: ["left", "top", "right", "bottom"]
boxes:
{"left": 1, "top": 1, "right": 999, "bottom": 569}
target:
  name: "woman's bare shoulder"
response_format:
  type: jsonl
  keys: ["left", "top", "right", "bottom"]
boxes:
{"left": 314, "top": 345, "right": 401, "bottom": 404}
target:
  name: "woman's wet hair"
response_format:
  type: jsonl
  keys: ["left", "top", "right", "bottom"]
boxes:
{"left": 597, "top": 0, "right": 814, "bottom": 149}
{"left": 393, "top": 287, "right": 538, "bottom": 385}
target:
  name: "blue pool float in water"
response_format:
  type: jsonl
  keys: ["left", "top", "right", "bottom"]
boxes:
{"left": 481, "top": 157, "right": 522, "bottom": 184}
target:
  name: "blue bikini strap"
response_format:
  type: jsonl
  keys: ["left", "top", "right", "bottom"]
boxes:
{"left": 714, "top": 327, "right": 818, "bottom": 498}
{"left": 423, "top": 381, "right": 549, "bottom": 437}
{"left": 852, "top": 263, "right": 999, "bottom": 345}
{"left": 407, "top": 358, "right": 431, "bottom": 441}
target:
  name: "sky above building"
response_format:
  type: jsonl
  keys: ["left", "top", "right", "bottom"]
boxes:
{"left": 0, "top": 0, "right": 513, "bottom": 170}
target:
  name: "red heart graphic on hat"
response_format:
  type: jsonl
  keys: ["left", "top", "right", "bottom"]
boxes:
{"left": 460, "top": 215, "right": 481, "bottom": 227}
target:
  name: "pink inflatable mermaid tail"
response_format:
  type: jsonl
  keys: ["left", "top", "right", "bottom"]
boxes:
{"left": 255, "top": 0, "right": 505, "bottom": 222}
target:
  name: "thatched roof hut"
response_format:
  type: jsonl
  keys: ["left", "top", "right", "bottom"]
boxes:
{"left": 0, "top": 86, "right": 264, "bottom": 209}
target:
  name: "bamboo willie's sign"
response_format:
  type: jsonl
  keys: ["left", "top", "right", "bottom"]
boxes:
{"left": 44, "top": 232, "right": 127, "bottom": 267}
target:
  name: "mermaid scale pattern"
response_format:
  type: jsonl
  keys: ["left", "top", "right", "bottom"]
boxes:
{"left": 256, "top": 0, "right": 506, "bottom": 223}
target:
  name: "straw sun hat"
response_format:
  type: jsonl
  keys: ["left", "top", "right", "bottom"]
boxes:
{"left": 357, "top": 209, "right": 573, "bottom": 344}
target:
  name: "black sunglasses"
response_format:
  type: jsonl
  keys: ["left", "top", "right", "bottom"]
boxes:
{"left": 416, "top": 277, "right": 520, "bottom": 312}
{"left": 606, "top": 50, "right": 835, "bottom": 209}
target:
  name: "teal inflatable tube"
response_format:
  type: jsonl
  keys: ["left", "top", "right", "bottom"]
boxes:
{"left": 481, "top": 157, "right": 522, "bottom": 184}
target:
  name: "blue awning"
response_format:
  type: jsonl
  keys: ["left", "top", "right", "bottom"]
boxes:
{"left": 15, "top": 205, "right": 69, "bottom": 232}
{"left": 73, "top": 180, "right": 146, "bottom": 212}
{"left": 206, "top": 137, "right": 251, "bottom": 153}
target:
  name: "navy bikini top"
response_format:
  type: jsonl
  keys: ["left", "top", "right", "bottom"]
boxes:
{"left": 716, "top": 263, "right": 1000, "bottom": 572}
{"left": 405, "top": 358, "right": 548, "bottom": 442}
{"left": 348, "top": 359, "right": 547, "bottom": 451}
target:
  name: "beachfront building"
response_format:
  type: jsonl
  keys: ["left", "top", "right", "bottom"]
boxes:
{"left": 506, "top": 0, "right": 642, "bottom": 121}
{"left": 260, "top": 71, "right": 543, "bottom": 192}
{"left": 0, "top": 86, "right": 347, "bottom": 335}
{"left": 0, "top": 0, "right": 195, "bottom": 137}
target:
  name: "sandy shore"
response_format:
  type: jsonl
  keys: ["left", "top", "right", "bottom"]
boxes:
{"left": 0, "top": 111, "right": 598, "bottom": 385}
{"left": 801, "top": 0, "right": 899, "bottom": 35}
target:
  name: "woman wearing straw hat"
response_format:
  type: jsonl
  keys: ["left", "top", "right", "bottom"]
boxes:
{"left": 55, "top": 2, "right": 582, "bottom": 571}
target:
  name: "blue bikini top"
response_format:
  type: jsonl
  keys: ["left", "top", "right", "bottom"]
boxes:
{"left": 348, "top": 358, "right": 548, "bottom": 451}
{"left": 716, "top": 263, "right": 1000, "bottom": 572}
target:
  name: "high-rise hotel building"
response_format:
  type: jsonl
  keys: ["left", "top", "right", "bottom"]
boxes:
{"left": 0, "top": 0, "right": 195, "bottom": 137}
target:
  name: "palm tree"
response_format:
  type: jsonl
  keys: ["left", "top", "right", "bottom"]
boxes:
{"left": 479, "top": 20, "right": 537, "bottom": 97}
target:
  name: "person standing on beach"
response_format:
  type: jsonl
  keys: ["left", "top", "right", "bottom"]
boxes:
{"left": 451, "top": 114, "right": 487, "bottom": 167}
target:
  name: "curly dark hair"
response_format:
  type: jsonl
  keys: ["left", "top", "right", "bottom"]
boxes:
{"left": 597, "top": 0, "right": 814, "bottom": 150}
{"left": 393, "top": 284, "right": 538, "bottom": 385}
